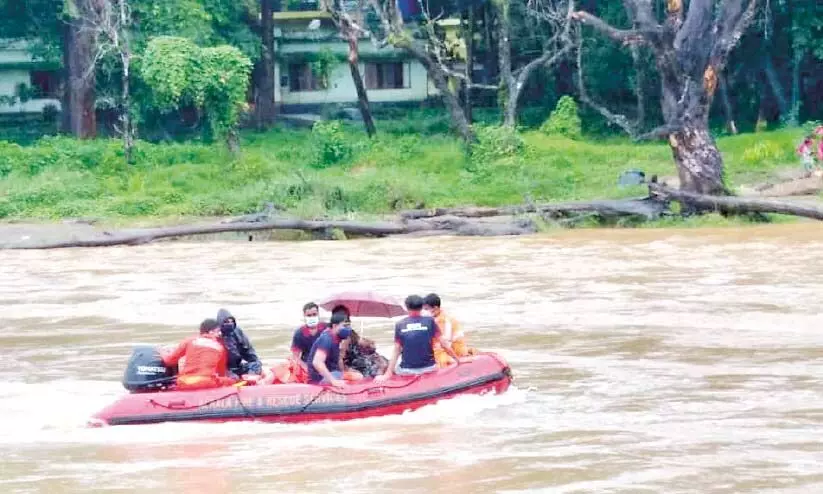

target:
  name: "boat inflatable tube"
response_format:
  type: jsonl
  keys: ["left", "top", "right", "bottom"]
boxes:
{"left": 92, "top": 352, "right": 513, "bottom": 426}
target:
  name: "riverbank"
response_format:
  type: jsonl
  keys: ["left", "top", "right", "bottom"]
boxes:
{"left": 0, "top": 123, "right": 814, "bottom": 243}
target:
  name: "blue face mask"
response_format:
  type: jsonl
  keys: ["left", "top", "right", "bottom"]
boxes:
{"left": 338, "top": 326, "right": 353, "bottom": 339}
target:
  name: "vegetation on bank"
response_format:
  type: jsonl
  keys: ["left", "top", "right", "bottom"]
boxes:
{"left": 0, "top": 110, "right": 808, "bottom": 224}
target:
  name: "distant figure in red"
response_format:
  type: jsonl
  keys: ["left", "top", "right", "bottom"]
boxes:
{"left": 162, "top": 319, "right": 239, "bottom": 390}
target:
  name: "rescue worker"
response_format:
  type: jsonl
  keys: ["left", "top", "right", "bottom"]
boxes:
{"left": 375, "top": 295, "right": 458, "bottom": 383}
{"left": 423, "top": 293, "right": 475, "bottom": 367}
{"left": 162, "top": 318, "right": 239, "bottom": 390}
{"left": 307, "top": 312, "right": 361, "bottom": 387}
{"left": 216, "top": 309, "right": 263, "bottom": 379}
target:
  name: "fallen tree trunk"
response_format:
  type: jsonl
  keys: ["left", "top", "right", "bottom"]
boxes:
{"left": 6, "top": 219, "right": 412, "bottom": 250}
{"left": 399, "top": 197, "right": 667, "bottom": 221}
{"left": 649, "top": 183, "right": 823, "bottom": 220}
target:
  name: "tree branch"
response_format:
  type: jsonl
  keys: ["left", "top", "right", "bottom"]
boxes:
{"left": 570, "top": 9, "right": 646, "bottom": 45}
{"left": 634, "top": 122, "right": 682, "bottom": 141}
{"left": 575, "top": 31, "right": 638, "bottom": 137}
{"left": 710, "top": 0, "right": 759, "bottom": 71}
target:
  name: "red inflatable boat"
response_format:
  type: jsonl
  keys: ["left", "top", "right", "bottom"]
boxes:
{"left": 90, "top": 353, "right": 512, "bottom": 426}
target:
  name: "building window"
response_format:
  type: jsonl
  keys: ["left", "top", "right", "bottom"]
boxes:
{"left": 288, "top": 63, "right": 326, "bottom": 92}
{"left": 29, "top": 70, "right": 61, "bottom": 99}
{"left": 364, "top": 62, "right": 409, "bottom": 90}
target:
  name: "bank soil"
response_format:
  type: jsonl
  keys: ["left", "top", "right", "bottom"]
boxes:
{"left": 4, "top": 178, "right": 823, "bottom": 250}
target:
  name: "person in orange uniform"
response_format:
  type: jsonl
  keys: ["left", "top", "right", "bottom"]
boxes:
{"left": 423, "top": 293, "right": 474, "bottom": 368}
{"left": 162, "top": 319, "right": 240, "bottom": 390}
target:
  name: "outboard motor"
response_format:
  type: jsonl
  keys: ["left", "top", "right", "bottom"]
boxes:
{"left": 122, "top": 345, "right": 177, "bottom": 393}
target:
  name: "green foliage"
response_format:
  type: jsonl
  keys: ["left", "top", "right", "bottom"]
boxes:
{"left": 472, "top": 125, "right": 525, "bottom": 163}
{"left": 310, "top": 120, "right": 353, "bottom": 168}
{"left": 0, "top": 125, "right": 806, "bottom": 222}
{"left": 309, "top": 49, "right": 342, "bottom": 90}
{"left": 540, "top": 96, "right": 583, "bottom": 140}
{"left": 741, "top": 141, "right": 784, "bottom": 167}
{"left": 140, "top": 37, "right": 252, "bottom": 142}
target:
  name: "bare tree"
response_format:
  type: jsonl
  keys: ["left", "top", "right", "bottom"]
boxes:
{"left": 571, "top": 0, "right": 759, "bottom": 196}
{"left": 63, "top": 1, "right": 98, "bottom": 139}
{"left": 78, "top": 0, "right": 134, "bottom": 162}
{"left": 498, "top": 0, "right": 574, "bottom": 127}
{"left": 322, "top": 0, "right": 377, "bottom": 137}
{"left": 256, "top": 0, "right": 277, "bottom": 129}
{"left": 362, "top": 0, "right": 499, "bottom": 144}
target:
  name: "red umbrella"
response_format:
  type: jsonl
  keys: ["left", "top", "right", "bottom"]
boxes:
{"left": 318, "top": 291, "right": 407, "bottom": 318}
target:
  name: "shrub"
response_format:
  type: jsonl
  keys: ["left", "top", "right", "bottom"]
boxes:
{"left": 472, "top": 125, "right": 525, "bottom": 163}
{"left": 310, "top": 120, "right": 352, "bottom": 168}
{"left": 541, "top": 96, "right": 583, "bottom": 140}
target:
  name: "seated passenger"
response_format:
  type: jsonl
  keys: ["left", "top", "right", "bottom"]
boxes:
{"left": 375, "top": 295, "right": 458, "bottom": 383}
{"left": 291, "top": 302, "right": 327, "bottom": 367}
{"left": 162, "top": 319, "right": 239, "bottom": 390}
{"left": 307, "top": 312, "right": 361, "bottom": 387}
{"left": 216, "top": 309, "right": 263, "bottom": 379}
{"left": 331, "top": 305, "right": 388, "bottom": 378}
{"left": 423, "top": 293, "right": 475, "bottom": 368}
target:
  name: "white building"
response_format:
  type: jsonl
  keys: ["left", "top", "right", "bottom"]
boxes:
{"left": 273, "top": 10, "right": 447, "bottom": 111}
{"left": 0, "top": 40, "right": 61, "bottom": 115}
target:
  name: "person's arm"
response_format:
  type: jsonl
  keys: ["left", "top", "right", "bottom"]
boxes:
{"left": 375, "top": 342, "right": 401, "bottom": 382}
{"left": 237, "top": 329, "right": 262, "bottom": 374}
{"left": 290, "top": 331, "right": 308, "bottom": 369}
{"left": 438, "top": 336, "right": 459, "bottom": 361}
{"left": 433, "top": 321, "right": 459, "bottom": 362}
{"left": 339, "top": 338, "right": 350, "bottom": 370}
{"left": 161, "top": 338, "right": 189, "bottom": 367}
{"left": 312, "top": 349, "right": 345, "bottom": 387}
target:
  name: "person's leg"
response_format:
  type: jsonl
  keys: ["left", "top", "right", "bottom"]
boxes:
{"left": 319, "top": 371, "right": 344, "bottom": 384}
{"left": 394, "top": 363, "right": 437, "bottom": 376}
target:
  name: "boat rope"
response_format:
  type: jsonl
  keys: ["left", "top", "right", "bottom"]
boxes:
{"left": 298, "top": 374, "right": 425, "bottom": 413}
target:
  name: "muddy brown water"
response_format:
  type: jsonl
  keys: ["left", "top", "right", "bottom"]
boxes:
{"left": 2, "top": 224, "right": 823, "bottom": 493}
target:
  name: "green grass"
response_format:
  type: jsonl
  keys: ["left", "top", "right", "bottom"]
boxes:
{"left": 0, "top": 118, "right": 810, "bottom": 226}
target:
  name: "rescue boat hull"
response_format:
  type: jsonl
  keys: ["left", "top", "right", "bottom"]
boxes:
{"left": 90, "top": 353, "right": 512, "bottom": 426}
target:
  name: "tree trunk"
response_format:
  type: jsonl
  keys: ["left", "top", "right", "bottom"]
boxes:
{"left": 121, "top": 54, "right": 133, "bottom": 163}
{"left": 408, "top": 48, "right": 474, "bottom": 144}
{"left": 482, "top": 4, "right": 498, "bottom": 84}
{"left": 763, "top": 56, "right": 789, "bottom": 120}
{"left": 347, "top": 34, "right": 376, "bottom": 138}
{"left": 668, "top": 123, "right": 727, "bottom": 196}
{"left": 718, "top": 75, "right": 738, "bottom": 134}
{"left": 62, "top": 16, "right": 97, "bottom": 138}
{"left": 789, "top": 49, "right": 803, "bottom": 125}
{"left": 227, "top": 129, "right": 240, "bottom": 154}
{"left": 255, "top": 0, "right": 277, "bottom": 129}
{"left": 119, "top": 0, "right": 134, "bottom": 163}
{"left": 498, "top": 1, "right": 515, "bottom": 127}
{"left": 462, "top": 8, "right": 474, "bottom": 123}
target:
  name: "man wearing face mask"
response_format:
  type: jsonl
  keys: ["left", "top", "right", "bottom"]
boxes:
{"left": 216, "top": 309, "right": 263, "bottom": 379}
{"left": 307, "top": 312, "right": 356, "bottom": 387}
{"left": 291, "top": 302, "right": 328, "bottom": 368}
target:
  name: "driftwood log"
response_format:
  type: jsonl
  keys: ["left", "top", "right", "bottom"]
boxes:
{"left": 649, "top": 183, "right": 823, "bottom": 220}
{"left": 6, "top": 186, "right": 823, "bottom": 250}
{"left": 398, "top": 197, "right": 666, "bottom": 221}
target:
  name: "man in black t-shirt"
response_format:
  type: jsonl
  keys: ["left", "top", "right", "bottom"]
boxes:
{"left": 375, "top": 295, "right": 458, "bottom": 383}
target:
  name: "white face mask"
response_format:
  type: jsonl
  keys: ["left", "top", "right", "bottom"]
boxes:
{"left": 305, "top": 316, "right": 319, "bottom": 327}
{"left": 421, "top": 309, "right": 432, "bottom": 317}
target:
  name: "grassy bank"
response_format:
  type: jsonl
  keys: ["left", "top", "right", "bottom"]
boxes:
{"left": 0, "top": 119, "right": 809, "bottom": 225}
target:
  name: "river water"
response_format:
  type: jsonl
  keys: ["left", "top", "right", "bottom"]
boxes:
{"left": 2, "top": 225, "right": 823, "bottom": 493}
